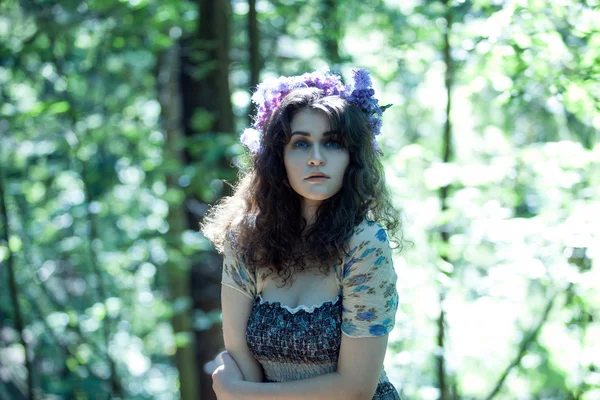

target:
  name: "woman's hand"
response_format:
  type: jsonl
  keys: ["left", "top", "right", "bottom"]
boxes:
{"left": 211, "top": 351, "right": 244, "bottom": 399}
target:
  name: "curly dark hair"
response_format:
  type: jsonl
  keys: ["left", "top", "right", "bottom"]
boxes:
{"left": 200, "top": 87, "right": 406, "bottom": 288}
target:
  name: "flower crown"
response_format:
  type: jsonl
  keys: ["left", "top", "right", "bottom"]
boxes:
{"left": 240, "top": 67, "right": 391, "bottom": 156}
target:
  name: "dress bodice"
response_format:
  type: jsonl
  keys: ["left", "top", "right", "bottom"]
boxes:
{"left": 246, "top": 293, "right": 401, "bottom": 399}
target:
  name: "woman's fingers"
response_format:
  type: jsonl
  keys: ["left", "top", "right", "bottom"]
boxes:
{"left": 204, "top": 350, "right": 227, "bottom": 375}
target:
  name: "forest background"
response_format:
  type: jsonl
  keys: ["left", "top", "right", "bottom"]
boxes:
{"left": 1, "top": 0, "right": 599, "bottom": 399}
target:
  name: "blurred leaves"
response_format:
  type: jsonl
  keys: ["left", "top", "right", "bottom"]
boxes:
{"left": 0, "top": 0, "right": 599, "bottom": 399}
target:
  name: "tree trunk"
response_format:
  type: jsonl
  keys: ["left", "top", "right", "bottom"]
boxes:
{"left": 437, "top": 2, "right": 454, "bottom": 399}
{"left": 158, "top": 42, "right": 200, "bottom": 400}
{"left": 320, "top": 0, "right": 343, "bottom": 71}
{"left": 181, "top": 1, "right": 235, "bottom": 399}
{"left": 0, "top": 161, "right": 34, "bottom": 400}
{"left": 247, "top": 0, "right": 260, "bottom": 125}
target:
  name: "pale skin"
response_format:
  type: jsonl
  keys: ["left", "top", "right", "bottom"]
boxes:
{"left": 283, "top": 108, "right": 349, "bottom": 226}
{"left": 212, "top": 108, "right": 390, "bottom": 399}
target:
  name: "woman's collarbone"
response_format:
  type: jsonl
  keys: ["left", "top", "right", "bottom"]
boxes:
{"left": 259, "top": 268, "right": 339, "bottom": 309}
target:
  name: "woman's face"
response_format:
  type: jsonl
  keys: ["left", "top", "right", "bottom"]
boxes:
{"left": 283, "top": 108, "right": 350, "bottom": 212}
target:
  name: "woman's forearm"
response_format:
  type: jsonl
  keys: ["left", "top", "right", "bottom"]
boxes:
{"left": 230, "top": 371, "right": 363, "bottom": 400}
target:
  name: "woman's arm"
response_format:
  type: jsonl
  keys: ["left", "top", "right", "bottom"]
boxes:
{"left": 226, "top": 333, "right": 389, "bottom": 400}
{"left": 221, "top": 285, "right": 264, "bottom": 382}
{"left": 230, "top": 371, "right": 352, "bottom": 400}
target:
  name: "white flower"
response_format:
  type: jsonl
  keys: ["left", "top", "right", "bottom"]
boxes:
{"left": 240, "top": 128, "right": 262, "bottom": 153}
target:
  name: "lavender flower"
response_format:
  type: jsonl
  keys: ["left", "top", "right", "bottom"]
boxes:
{"left": 369, "top": 117, "right": 383, "bottom": 137}
{"left": 352, "top": 69, "right": 373, "bottom": 90}
{"left": 241, "top": 67, "right": 391, "bottom": 155}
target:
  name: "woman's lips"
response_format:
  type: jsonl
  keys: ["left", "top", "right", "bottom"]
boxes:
{"left": 305, "top": 177, "right": 329, "bottom": 182}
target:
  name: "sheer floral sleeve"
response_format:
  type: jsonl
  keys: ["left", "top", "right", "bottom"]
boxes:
{"left": 220, "top": 231, "right": 256, "bottom": 300}
{"left": 341, "top": 221, "right": 399, "bottom": 338}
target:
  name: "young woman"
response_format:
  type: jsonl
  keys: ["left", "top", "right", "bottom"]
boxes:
{"left": 201, "top": 68, "right": 404, "bottom": 399}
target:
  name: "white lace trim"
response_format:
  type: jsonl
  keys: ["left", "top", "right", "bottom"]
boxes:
{"left": 256, "top": 293, "right": 341, "bottom": 314}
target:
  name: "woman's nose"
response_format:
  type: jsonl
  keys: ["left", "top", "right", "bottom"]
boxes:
{"left": 308, "top": 146, "right": 325, "bottom": 165}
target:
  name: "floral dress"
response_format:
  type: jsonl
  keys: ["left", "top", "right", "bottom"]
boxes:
{"left": 221, "top": 218, "right": 402, "bottom": 399}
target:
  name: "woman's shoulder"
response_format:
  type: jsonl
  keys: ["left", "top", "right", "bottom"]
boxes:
{"left": 349, "top": 217, "right": 389, "bottom": 247}
{"left": 338, "top": 218, "right": 391, "bottom": 274}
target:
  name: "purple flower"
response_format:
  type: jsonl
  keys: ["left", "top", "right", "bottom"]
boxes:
{"left": 352, "top": 69, "right": 373, "bottom": 90}
{"left": 241, "top": 67, "right": 391, "bottom": 156}
{"left": 240, "top": 128, "right": 262, "bottom": 153}
{"left": 369, "top": 118, "right": 382, "bottom": 136}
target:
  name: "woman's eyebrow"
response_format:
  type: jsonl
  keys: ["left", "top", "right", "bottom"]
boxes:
{"left": 291, "top": 130, "right": 339, "bottom": 137}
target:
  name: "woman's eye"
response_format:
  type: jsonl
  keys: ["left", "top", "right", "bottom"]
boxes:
{"left": 326, "top": 140, "right": 343, "bottom": 148}
{"left": 293, "top": 140, "right": 309, "bottom": 149}
{"left": 292, "top": 139, "right": 343, "bottom": 149}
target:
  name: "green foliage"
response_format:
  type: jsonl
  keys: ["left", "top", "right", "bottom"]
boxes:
{"left": 242, "top": 0, "right": 599, "bottom": 398}
{"left": 1, "top": 0, "right": 598, "bottom": 399}
{"left": 1, "top": 0, "right": 196, "bottom": 398}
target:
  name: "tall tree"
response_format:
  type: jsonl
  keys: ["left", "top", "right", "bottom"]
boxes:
{"left": 158, "top": 42, "right": 200, "bottom": 400}
{"left": 247, "top": 0, "right": 261, "bottom": 124}
{"left": 180, "top": 0, "right": 236, "bottom": 398}
{"left": 0, "top": 165, "right": 33, "bottom": 399}
{"left": 437, "top": 2, "right": 454, "bottom": 398}
{"left": 319, "top": 0, "right": 343, "bottom": 70}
